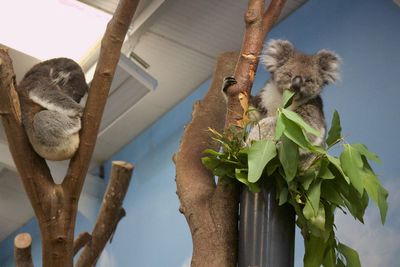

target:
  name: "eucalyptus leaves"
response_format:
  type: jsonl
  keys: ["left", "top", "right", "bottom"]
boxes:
{"left": 202, "top": 91, "right": 388, "bottom": 267}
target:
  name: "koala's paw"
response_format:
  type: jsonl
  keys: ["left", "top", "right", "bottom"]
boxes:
{"left": 222, "top": 76, "right": 237, "bottom": 93}
{"left": 67, "top": 106, "right": 83, "bottom": 118}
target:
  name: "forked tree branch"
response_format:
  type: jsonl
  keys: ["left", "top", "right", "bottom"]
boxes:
{"left": 63, "top": 0, "right": 140, "bottom": 199}
{"left": 174, "top": 1, "right": 286, "bottom": 266}
{"left": 225, "top": 0, "right": 286, "bottom": 128}
{"left": 14, "top": 233, "right": 34, "bottom": 267}
{"left": 0, "top": 0, "right": 139, "bottom": 266}
{"left": 75, "top": 161, "right": 133, "bottom": 267}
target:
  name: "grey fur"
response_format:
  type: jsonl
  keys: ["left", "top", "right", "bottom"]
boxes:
{"left": 18, "top": 58, "right": 88, "bottom": 161}
{"left": 247, "top": 39, "right": 340, "bottom": 152}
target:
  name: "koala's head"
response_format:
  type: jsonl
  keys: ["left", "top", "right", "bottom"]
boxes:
{"left": 261, "top": 39, "right": 340, "bottom": 100}
{"left": 49, "top": 58, "right": 89, "bottom": 103}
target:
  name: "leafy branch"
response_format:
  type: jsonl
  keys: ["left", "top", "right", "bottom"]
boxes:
{"left": 202, "top": 91, "right": 388, "bottom": 267}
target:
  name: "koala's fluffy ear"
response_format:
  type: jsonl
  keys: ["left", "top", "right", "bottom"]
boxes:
{"left": 317, "top": 50, "right": 341, "bottom": 84}
{"left": 261, "top": 39, "right": 294, "bottom": 72}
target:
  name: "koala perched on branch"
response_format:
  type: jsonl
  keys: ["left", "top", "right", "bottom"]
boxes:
{"left": 18, "top": 58, "right": 88, "bottom": 161}
{"left": 224, "top": 39, "right": 340, "bottom": 146}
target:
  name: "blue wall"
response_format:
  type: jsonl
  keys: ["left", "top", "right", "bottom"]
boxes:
{"left": 2, "top": 0, "right": 399, "bottom": 266}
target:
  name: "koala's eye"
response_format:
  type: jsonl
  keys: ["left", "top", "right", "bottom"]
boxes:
{"left": 284, "top": 73, "right": 292, "bottom": 78}
{"left": 305, "top": 78, "right": 314, "bottom": 83}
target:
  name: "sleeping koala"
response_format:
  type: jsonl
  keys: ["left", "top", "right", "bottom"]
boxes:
{"left": 224, "top": 39, "right": 340, "bottom": 147}
{"left": 18, "top": 58, "right": 88, "bottom": 161}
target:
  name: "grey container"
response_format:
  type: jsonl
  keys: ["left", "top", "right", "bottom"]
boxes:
{"left": 238, "top": 185, "right": 295, "bottom": 267}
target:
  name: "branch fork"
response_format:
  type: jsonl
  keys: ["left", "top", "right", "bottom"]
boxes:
{"left": 0, "top": 0, "right": 140, "bottom": 266}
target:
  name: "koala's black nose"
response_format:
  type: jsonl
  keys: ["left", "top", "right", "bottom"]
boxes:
{"left": 291, "top": 76, "right": 303, "bottom": 91}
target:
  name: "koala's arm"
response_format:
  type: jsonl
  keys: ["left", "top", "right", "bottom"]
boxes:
{"left": 29, "top": 81, "right": 83, "bottom": 117}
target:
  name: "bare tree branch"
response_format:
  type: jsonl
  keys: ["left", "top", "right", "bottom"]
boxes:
{"left": 63, "top": 0, "right": 140, "bottom": 199}
{"left": 14, "top": 233, "right": 34, "bottom": 267}
{"left": 73, "top": 232, "right": 92, "bottom": 256}
{"left": 76, "top": 161, "right": 133, "bottom": 267}
{"left": 0, "top": 50, "right": 53, "bottom": 222}
{"left": 225, "top": 0, "right": 286, "bottom": 129}
{"left": 0, "top": 0, "right": 139, "bottom": 266}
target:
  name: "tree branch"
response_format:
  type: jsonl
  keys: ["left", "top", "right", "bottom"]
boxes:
{"left": 263, "top": 0, "right": 286, "bottom": 33}
{"left": 0, "top": 50, "right": 53, "bottom": 222}
{"left": 1, "top": 1, "right": 139, "bottom": 266}
{"left": 63, "top": 0, "right": 140, "bottom": 198}
{"left": 174, "top": 51, "right": 239, "bottom": 267}
{"left": 73, "top": 232, "right": 92, "bottom": 256}
{"left": 75, "top": 161, "right": 133, "bottom": 267}
{"left": 14, "top": 233, "right": 34, "bottom": 267}
{"left": 225, "top": 0, "right": 286, "bottom": 129}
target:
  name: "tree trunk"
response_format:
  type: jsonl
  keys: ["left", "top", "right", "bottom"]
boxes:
{"left": 174, "top": 51, "right": 240, "bottom": 267}
{"left": 175, "top": 1, "right": 286, "bottom": 266}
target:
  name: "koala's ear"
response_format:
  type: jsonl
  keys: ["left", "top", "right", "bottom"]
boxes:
{"left": 317, "top": 50, "right": 341, "bottom": 84}
{"left": 261, "top": 39, "right": 294, "bottom": 72}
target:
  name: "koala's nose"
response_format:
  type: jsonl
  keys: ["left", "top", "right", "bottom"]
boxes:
{"left": 291, "top": 76, "right": 303, "bottom": 91}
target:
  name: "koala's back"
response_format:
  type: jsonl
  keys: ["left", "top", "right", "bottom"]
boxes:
{"left": 18, "top": 58, "right": 87, "bottom": 161}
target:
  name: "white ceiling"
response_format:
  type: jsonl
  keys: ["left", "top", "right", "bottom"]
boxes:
{"left": 0, "top": 0, "right": 307, "bottom": 242}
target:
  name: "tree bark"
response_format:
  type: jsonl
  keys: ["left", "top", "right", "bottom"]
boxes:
{"left": 224, "top": 0, "right": 286, "bottom": 129}
{"left": 76, "top": 161, "right": 133, "bottom": 267}
{"left": 0, "top": 1, "right": 139, "bottom": 266}
{"left": 174, "top": 1, "right": 286, "bottom": 266}
{"left": 14, "top": 233, "right": 34, "bottom": 267}
{"left": 174, "top": 51, "right": 240, "bottom": 267}
{"left": 73, "top": 232, "right": 92, "bottom": 256}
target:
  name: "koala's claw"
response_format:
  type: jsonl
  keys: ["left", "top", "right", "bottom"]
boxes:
{"left": 222, "top": 76, "right": 237, "bottom": 93}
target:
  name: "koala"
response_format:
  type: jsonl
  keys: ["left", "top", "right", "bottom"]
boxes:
{"left": 18, "top": 58, "right": 89, "bottom": 161}
{"left": 223, "top": 39, "right": 340, "bottom": 149}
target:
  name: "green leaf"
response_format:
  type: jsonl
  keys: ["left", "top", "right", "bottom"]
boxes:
{"left": 327, "top": 155, "right": 349, "bottom": 183}
{"left": 318, "top": 159, "right": 335, "bottom": 179}
{"left": 281, "top": 109, "right": 321, "bottom": 137}
{"left": 282, "top": 89, "right": 295, "bottom": 108}
{"left": 201, "top": 156, "right": 220, "bottom": 171}
{"left": 298, "top": 170, "right": 317, "bottom": 190}
{"left": 351, "top": 143, "right": 382, "bottom": 164}
{"left": 337, "top": 243, "right": 361, "bottom": 267}
{"left": 326, "top": 110, "right": 342, "bottom": 147}
{"left": 248, "top": 140, "right": 277, "bottom": 183}
{"left": 235, "top": 169, "right": 260, "bottom": 193}
{"left": 275, "top": 113, "right": 285, "bottom": 140}
{"left": 278, "top": 187, "right": 288, "bottom": 205}
{"left": 202, "top": 149, "right": 223, "bottom": 156}
{"left": 361, "top": 158, "right": 388, "bottom": 224}
{"left": 303, "top": 180, "right": 322, "bottom": 219}
{"left": 339, "top": 184, "right": 369, "bottom": 223}
{"left": 304, "top": 235, "right": 326, "bottom": 267}
{"left": 281, "top": 115, "right": 313, "bottom": 149}
{"left": 278, "top": 134, "right": 299, "bottom": 182}
{"left": 340, "top": 144, "right": 364, "bottom": 195}
{"left": 321, "top": 181, "right": 344, "bottom": 206}
{"left": 322, "top": 246, "right": 336, "bottom": 267}
{"left": 309, "top": 204, "right": 326, "bottom": 231}
{"left": 266, "top": 157, "right": 280, "bottom": 176}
